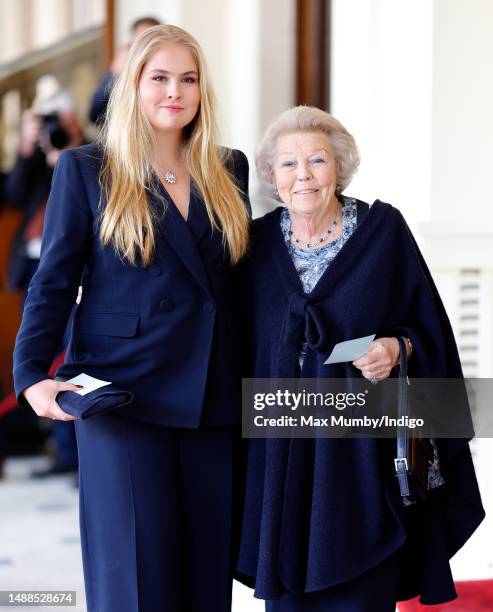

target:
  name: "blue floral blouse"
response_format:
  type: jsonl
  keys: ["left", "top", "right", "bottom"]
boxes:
{"left": 280, "top": 196, "right": 357, "bottom": 294}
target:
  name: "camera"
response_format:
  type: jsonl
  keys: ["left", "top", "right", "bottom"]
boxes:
{"left": 39, "top": 113, "right": 69, "bottom": 150}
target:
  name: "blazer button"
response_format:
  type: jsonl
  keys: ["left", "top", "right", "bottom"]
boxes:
{"left": 149, "top": 265, "right": 161, "bottom": 276}
{"left": 202, "top": 301, "right": 216, "bottom": 313}
{"left": 159, "top": 298, "right": 174, "bottom": 312}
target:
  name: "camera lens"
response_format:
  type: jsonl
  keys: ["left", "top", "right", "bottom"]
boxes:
{"left": 40, "top": 113, "right": 69, "bottom": 150}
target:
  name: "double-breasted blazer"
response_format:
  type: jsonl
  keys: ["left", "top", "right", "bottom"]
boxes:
{"left": 14, "top": 143, "right": 250, "bottom": 428}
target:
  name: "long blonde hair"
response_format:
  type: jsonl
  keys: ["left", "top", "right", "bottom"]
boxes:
{"left": 98, "top": 24, "right": 249, "bottom": 265}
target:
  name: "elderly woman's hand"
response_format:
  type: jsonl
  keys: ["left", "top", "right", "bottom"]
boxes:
{"left": 352, "top": 337, "right": 400, "bottom": 381}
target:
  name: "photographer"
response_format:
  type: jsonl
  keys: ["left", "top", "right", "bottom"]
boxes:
{"left": 5, "top": 88, "right": 83, "bottom": 478}
{"left": 6, "top": 91, "right": 84, "bottom": 296}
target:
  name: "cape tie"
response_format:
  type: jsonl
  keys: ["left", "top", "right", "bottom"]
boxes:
{"left": 287, "top": 292, "right": 328, "bottom": 352}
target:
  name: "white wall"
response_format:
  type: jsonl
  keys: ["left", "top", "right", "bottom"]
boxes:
{"left": 431, "top": 0, "right": 493, "bottom": 221}
{"left": 331, "top": 0, "right": 433, "bottom": 232}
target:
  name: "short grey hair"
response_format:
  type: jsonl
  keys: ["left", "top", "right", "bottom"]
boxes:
{"left": 256, "top": 105, "right": 360, "bottom": 200}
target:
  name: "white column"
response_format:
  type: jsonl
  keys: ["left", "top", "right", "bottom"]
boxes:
{"left": 31, "top": 0, "right": 73, "bottom": 49}
{"left": 331, "top": 0, "right": 433, "bottom": 231}
{"left": 0, "top": 0, "right": 31, "bottom": 63}
{"left": 430, "top": 0, "right": 493, "bottom": 221}
{"left": 72, "top": 0, "right": 106, "bottom": 32}
{"left": 252, "top": 0, "right": 296, "bottom": 215}
{"left": 2, "top": 90, "right": 22, "bottom": 168}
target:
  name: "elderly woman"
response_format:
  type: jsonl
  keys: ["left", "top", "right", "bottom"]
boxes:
{"left": 235, "top": 106, "right": 484, "bottom": 611}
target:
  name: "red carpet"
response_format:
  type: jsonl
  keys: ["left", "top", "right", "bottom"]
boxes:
{"left": 0, "top": 392, "right": 17, "bottom": 417}
{"left": 399, "top": 580, "right": 493, "bottom": 610}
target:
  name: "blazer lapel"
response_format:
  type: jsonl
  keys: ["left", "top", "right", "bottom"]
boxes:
{"left": 153, "top": 183, "right": 212, "bottom": 296}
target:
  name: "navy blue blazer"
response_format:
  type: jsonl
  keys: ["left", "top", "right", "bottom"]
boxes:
{"left": 13, "top": 143, "right": 250, "bottom": 428}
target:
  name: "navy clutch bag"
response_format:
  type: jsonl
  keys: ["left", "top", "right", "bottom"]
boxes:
{"left": 57, "top": 386, "right": 134, "bottom": 419}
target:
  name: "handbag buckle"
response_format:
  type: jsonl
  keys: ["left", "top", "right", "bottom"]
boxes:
{"left": 394, "top": 457, "right": 408, "bottom": 472}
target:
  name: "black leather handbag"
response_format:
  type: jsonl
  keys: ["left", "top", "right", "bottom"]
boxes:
{"left": 394, "top": 336, "right": 433, "bottom": 502}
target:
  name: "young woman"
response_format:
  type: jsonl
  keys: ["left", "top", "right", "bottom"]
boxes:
{"left": 14, "top": 25, "right": 250, "bottom": 612}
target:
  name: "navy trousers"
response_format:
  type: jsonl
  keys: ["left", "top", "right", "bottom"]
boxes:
{"left": 265, "top": 550, "right": 401, "bottom": 612}
{"left": 75, "top": 412, "right": 236, "bottom": 612}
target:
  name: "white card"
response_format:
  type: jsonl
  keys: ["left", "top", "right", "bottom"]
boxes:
{"left": 324, "top": 334, "right": 376, "bottom": 365}
{"left": 65, "top": 373, "right": 112, "bottom": 396}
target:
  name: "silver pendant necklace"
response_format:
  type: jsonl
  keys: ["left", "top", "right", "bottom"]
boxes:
{"left": 163, "top": 169, "right": 177, "bottom": 184}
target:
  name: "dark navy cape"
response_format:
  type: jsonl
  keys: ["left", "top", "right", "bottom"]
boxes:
{"left": 235, "top": 200, "right": 485, "bottom": 604}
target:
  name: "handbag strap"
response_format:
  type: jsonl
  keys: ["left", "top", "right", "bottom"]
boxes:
{"left": 395, "top": 336, "right": 411, "bottom": 497}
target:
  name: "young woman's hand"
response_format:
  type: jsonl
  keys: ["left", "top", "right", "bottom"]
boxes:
{"left": 23, "top": 379, "right": 81, "bottom": 421}
{"left": 352, "top": 337, "right": 400, "bottom": 382}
